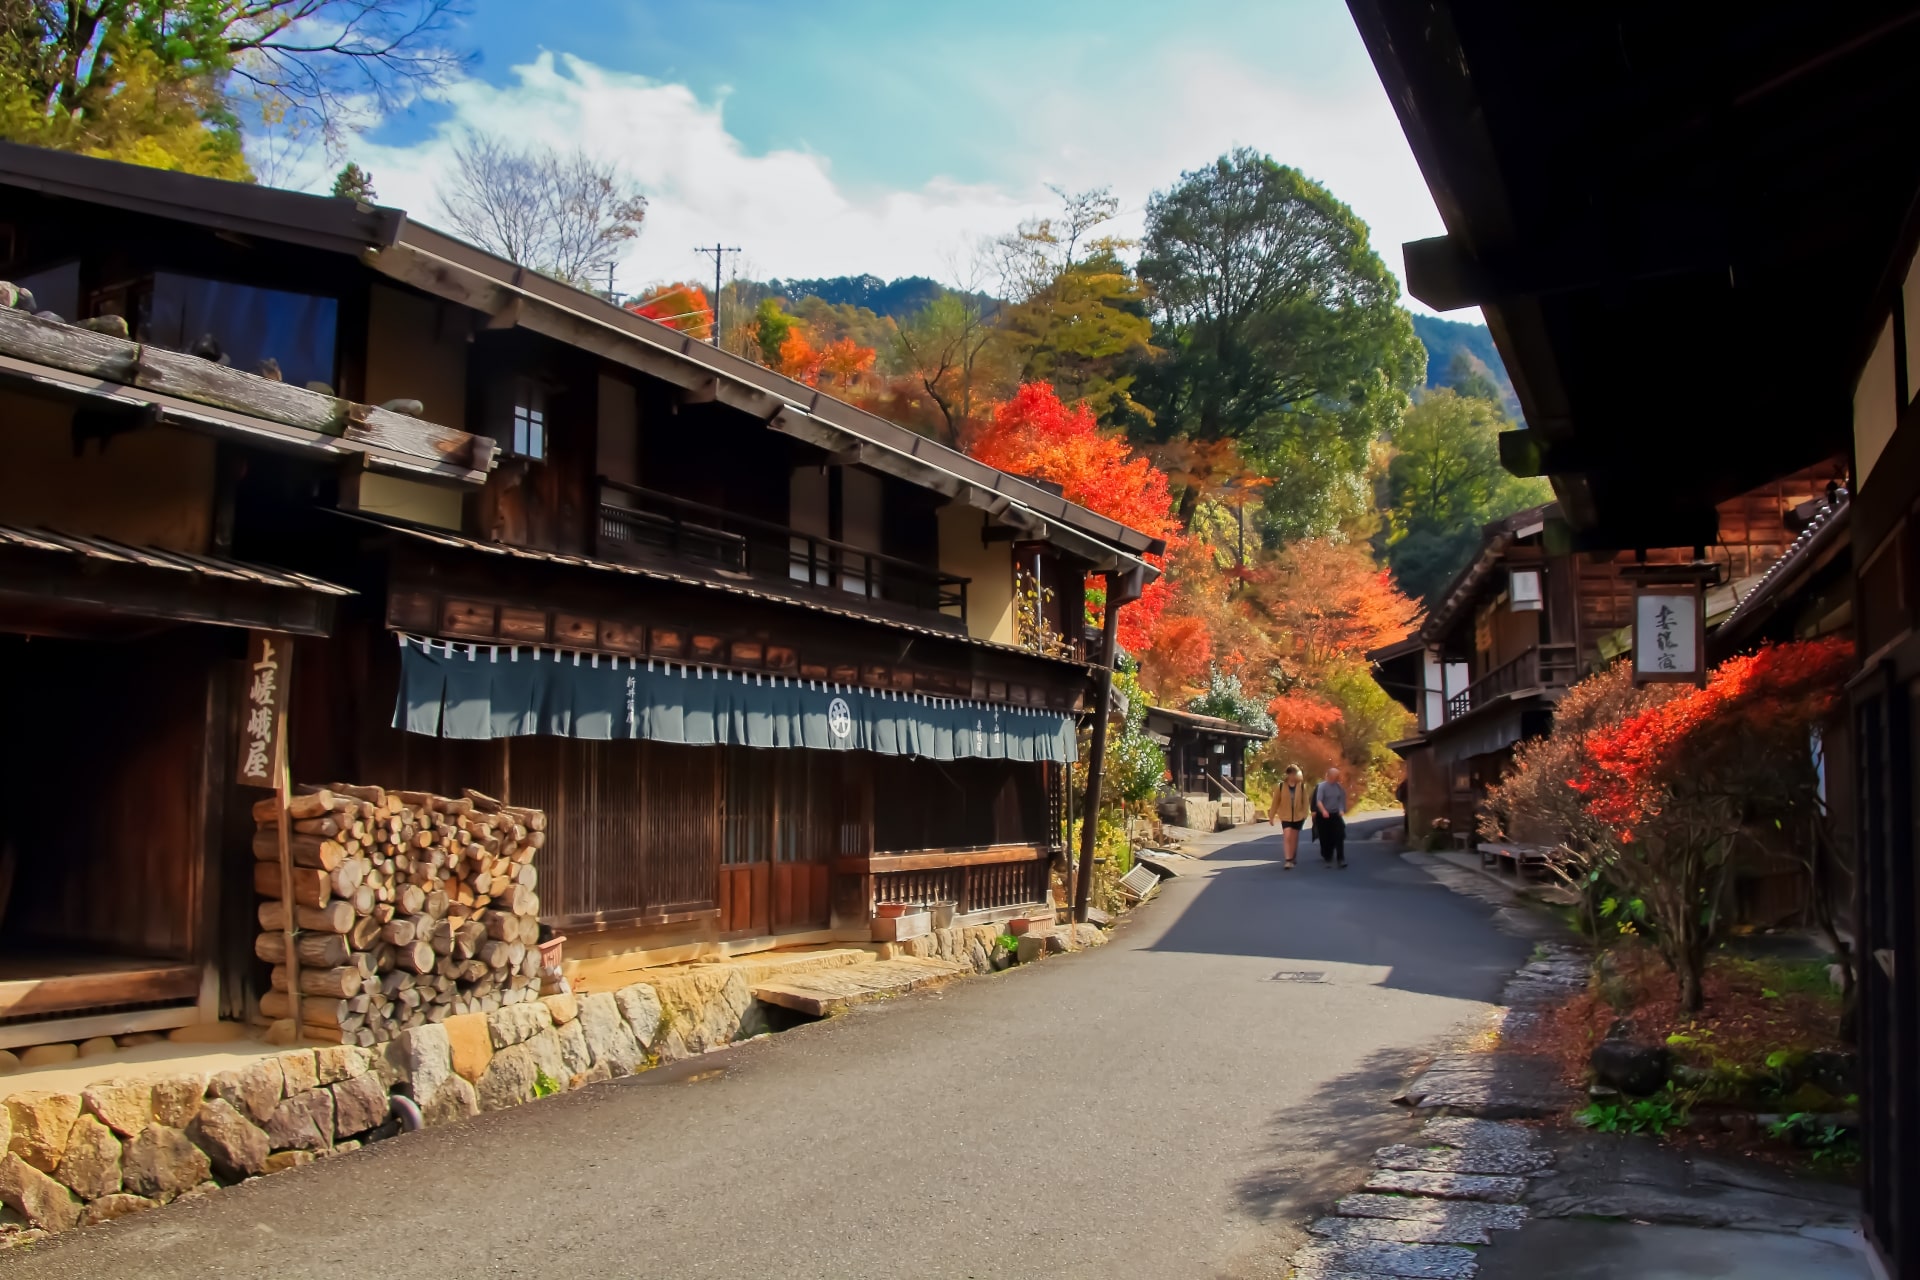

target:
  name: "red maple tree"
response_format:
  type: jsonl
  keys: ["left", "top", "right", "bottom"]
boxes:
{"left": 969, "top": 383, "right": 1182, "bottom": 651}
{"left": 1569, "top": 637, "right": 1855, "bottom": 1010}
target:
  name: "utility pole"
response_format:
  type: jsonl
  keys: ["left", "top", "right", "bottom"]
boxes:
{"left": 693, "top": 243, "right": 741, "bottom": 347}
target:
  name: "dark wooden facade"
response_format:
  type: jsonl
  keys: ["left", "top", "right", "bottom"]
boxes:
{"left": 1346, "top": 5, "right": 1920, "bottom": 1267}
{"left": 0, "top": 143, "right": 1162, "bottom": 985}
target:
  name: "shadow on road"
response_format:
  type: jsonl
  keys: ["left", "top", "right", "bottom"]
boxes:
{"left": 1231, "top": 1042, "right": 1429, "bottom": 1220}
{"left": 1144, "top": 821, "right": 1530, "bottom": 1003}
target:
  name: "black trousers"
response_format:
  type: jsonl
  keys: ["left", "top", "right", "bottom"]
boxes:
{"left": 1320, "top": 815, "right": 1346, "bottom": 862}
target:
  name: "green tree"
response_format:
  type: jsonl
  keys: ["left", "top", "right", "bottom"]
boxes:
{"left": 1380, "top": 387, "right": 1550, "bottom": 602}
{"left": 331, "top": 161, "right": 376, "bottom": 201}
{"left": 0, "top": 46, "right": 250, "bottom": 177}
{"left": 751, "top": 297, "right": 797, "bottom": 366}
{"left": 1443, "top": 350, "right": 1500, "bottom": 404}
{"left": 1134, "top": 149, "right": 1426, "bottom": 537}
{"left": 1105, "top": 666, "right": 1168, "bottom": 808}
{"left": 994, "top": 187, "right": 1154, "bottom": 426}
{"left": 0, "top": 1, "right": 465, "bottom": 175}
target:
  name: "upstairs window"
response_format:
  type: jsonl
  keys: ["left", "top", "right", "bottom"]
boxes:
{"left": 144, "top": 272, "right": 338, "bottom": 390}
{"left": 509, "top": 380, "right": 546, "bottom": 460}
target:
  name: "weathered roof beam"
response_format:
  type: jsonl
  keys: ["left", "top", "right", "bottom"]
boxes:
{"left": 0, "top": 308, "right": 493, "bottom": 484}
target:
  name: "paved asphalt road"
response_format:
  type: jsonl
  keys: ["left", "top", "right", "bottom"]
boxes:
{"left": 3, "top": 817, "right": 1529, "bottom": 1279}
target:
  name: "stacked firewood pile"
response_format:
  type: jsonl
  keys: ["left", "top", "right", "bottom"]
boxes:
{"left": 252, "top": 784, "right": 546, "bottom": 1045}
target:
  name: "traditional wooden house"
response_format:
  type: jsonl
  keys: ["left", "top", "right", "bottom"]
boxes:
{"left": 1347, "top": 3, "right": 1920, "bottom": 1270}
{"left": 0, "top": 142, "right": 1162, "bottom": 1035}
{"left": 0, "top": 275, "right": 492, "bottom": 1044}
{"left": 1141, "top": 704, "right": 1269, "bottom": 828}
{"left": 1376, "top": 469, "right": 1841, "bottom": 846}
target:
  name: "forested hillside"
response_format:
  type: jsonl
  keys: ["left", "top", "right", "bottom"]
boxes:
{"left": 1410, "top": 313, "right": 1521, "bottom": 421}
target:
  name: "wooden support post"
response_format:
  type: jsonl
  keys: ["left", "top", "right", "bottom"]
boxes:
{"left": 273, "top": 711, "right": 303, "bottom": 1037}
{"left": 1072, "top": 572, "right": 1123, "bottom": 923}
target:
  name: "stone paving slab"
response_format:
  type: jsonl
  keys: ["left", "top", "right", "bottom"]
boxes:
{"left": 1373, "top": 1143, "right": 1553, "bottom": 1176}
{"left": 1395, "top": 1051, "right": 1571, "bottom": 1119}
{"left": 1421, "top": 1117, "right": 1540, "bottom": 1151}
{"left": 1311, "top": 1215, "right": 1494, "bottom": 1246}
{"left": 1336, "top": 1193, "right": 1529, "bottom": 1232}
{"left": 1396, "top": 1089, "right": 1567, "bottom": 1120}
{"left": 1288, "top": 1239, "right": 1480, "bottom": 1278}
{"left": 749, "top": 958, "right": 965, "bottom": 1016}
{"left": 1364, "top": 1169, "right": 1529, "bottom": 1202}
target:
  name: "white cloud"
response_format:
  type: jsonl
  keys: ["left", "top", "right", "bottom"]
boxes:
{"left": 1010, "top": 49, "right": 1453, "bottom": 309}
{"left": 323, "top": 48, "right": 1454, "bottom": 310}
{"left": 337, "top": 53, "right": 1046, "bottom": 294}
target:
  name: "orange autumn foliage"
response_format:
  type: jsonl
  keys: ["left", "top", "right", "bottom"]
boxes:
{"left": 1143, "top": 614, "right": 1212, "bottom": 683}
{"left": 776, "top": 330, "right": 878, "bottom": 389}
{"left": 1267, "top": 691, "right": 1343, "bottom": 736}
{"left": 627, "top": 282, "right": 712, "bottom": 340}
{"left": 969, "top": 383, "right": 1182, "bottom": 651}
{"left": 817, "top": 336, "right": 877, "bottom": 385}
{"left": 775, "top": 330, "right": 822, "bottom": 382}
{"left": 1253, "top": 539, "right": 1422, "bottom": 665}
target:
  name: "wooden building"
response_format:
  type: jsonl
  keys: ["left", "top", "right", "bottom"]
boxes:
{"left": 1376, "top": 470, "right": 1840, "bottom": 846}
{"left": 0, "top": 142, "right": 1162, "bottom": 1038}
{"left": 0, "top": 290, "right": 491, "bottom": 1043}
{"left": 1346, "top": 4, "right": 1920, "bottom": 1271}
{"left": 1142, "top": 704, "right": 1269, "bottom": 828}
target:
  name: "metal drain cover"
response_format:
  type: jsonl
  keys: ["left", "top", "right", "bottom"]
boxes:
{"left": 1269, "top": 970, "right": 1328, "bottom": 983}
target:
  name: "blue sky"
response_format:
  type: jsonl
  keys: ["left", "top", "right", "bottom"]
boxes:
{"left": 299, "top": 1, "right": 1447, "bottom": 306}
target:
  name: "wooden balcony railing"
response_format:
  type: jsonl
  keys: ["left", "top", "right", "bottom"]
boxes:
{"left": 857, "top": 845, "right": 1050, "bottom": 915}
{"left": 1445, "top": 643, "right": 1578, "bottom": 721}
{"left": 597, "top": 477, "right": 968, "bottom": 623}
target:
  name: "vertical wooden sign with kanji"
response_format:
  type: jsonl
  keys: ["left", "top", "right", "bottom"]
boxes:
{"left": 237, "top": 632, "right": 292, "bottom": 788}
{"left": 1632, "top": 586, "right": 1706, "bottom": 687}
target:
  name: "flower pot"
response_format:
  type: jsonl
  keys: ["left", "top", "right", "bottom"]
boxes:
{"left": 875, "top": 902, "right": 911, "bottom": 919}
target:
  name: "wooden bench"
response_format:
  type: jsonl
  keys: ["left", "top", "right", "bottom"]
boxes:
{"left": 1478, "top": 841, "right": 1554, "bottom": 880}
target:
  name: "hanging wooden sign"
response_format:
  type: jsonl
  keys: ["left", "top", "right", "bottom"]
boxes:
{"left": 1633, "top": 585, "right": 1705, "bottom": 686}
{"left": 236, "top": 631, "right": 293, "bottom": 788}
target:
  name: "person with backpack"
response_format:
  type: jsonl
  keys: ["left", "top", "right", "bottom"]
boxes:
{"left": 1314, "top": 767, "right": 1349, "bottom": 868}
{"left": 1267, "top": 764, "right": 1311, "bottom": 870}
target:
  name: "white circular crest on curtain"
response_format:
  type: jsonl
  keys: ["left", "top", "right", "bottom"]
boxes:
{"left": 827, "top": 696, "right": 853, "bottom": 740}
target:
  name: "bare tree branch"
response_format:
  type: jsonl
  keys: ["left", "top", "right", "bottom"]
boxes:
{"left": 435, "top": 129, "right": 647, "bottom": 287}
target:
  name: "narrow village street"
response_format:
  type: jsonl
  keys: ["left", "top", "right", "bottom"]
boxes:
{"left": 0, "top": 816, "right": 1529, "bottom": 1279}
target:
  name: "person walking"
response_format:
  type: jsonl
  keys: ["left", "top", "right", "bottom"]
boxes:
{"left": 1268, "top": 764, "right": 1311, "bottom": 870}
{"left": 1314, "top": 767, "right": 1349, "bottom": 868}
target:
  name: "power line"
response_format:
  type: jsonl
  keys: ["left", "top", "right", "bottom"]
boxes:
{"left": 693, "top": 243, "right": 741, "bottom": 347}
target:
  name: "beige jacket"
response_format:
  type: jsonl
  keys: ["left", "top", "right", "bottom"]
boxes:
{"left": 1271, "top": 781, "right": 1311, "bottom": 823}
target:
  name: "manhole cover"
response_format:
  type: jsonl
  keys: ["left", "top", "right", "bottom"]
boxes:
{"left": 1269, "top": 970, "right": 1328, "bottom": 983}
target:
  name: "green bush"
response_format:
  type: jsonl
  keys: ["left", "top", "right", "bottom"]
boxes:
{"left": 1577, "top": 1084, "right": 1690, "bottom": 1136}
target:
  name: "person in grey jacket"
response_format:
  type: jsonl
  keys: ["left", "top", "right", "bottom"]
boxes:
{"left": 1314, "top": 768, "right": 1349, "bottom": 868}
